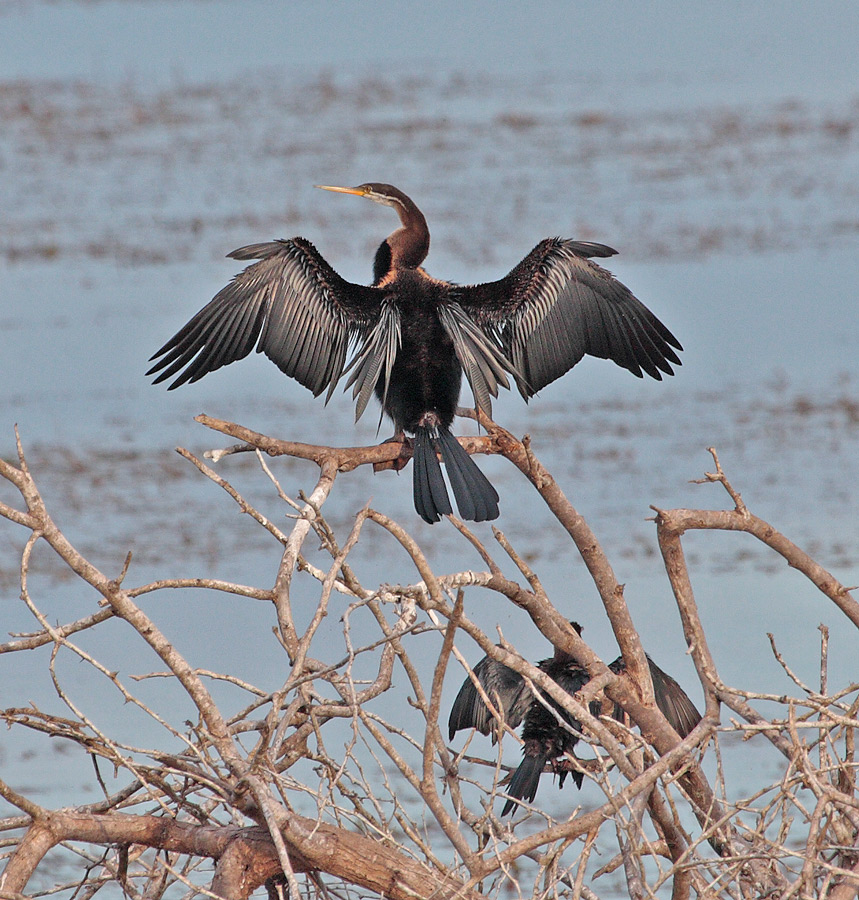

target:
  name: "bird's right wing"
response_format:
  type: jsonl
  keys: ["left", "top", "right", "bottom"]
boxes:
{"left": 147, "top": 237, "right": 381, "bottom": 400}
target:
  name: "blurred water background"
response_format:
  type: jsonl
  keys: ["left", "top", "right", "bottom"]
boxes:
{"left": 1, "top": 2, "right": 858, "bottom": 888}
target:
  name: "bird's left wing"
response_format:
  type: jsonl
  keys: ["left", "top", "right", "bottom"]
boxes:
{"left": 448, "top": 655, "right": 529, "bottom": 741}
{"left": 436, "top": 301, "right": 516, "bottom": 418}
{"left": 646, "top": 658, "right": 702, "bottom": 738}
{"left": 608, "top": 655, "right": 702, "bottom": 739}
{"left": 147, "top": 237, "right": 380, "bottom": 400}
{"left": 456, "top": 238, "right": 682, "bottom": 399}
{"left": 343, "top": 297, "right": 401, "bottom": 423}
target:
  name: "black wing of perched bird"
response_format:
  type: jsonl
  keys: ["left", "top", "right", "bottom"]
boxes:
{"left": 149, "top": 183, "right": 681, "bottom": 524}
{"left": 609, "top": 655, "right": 702, "bottom": 739}
{"left": 448, "top": 652, "right": 529, "bottom": 743}
{"left": 147, "top": 237, "right": 381, "bottom": 401}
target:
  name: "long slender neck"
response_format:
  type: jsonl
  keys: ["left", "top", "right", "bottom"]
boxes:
{"left": 387, "top": 194, "right": 430, "bottom": 270}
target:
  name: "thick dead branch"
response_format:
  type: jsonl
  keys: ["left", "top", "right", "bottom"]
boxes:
{"left": 0, "top": 811, "right": 481, "bottom": 900}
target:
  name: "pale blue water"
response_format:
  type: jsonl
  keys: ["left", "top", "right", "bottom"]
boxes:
{"left": 1, "top": 3, "right": 857, "bottom": 893}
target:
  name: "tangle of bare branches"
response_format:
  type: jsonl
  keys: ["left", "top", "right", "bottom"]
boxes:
{"left": 1, "top": 421, "right": 857, "bottom": 900}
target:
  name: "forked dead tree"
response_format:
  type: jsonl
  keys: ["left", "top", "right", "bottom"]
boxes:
{"left": 1, "top": 413, "right": 857, "bottom": 899}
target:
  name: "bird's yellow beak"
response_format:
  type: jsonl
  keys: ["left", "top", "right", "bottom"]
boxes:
{"left": 315, "top": 184, "right": 366, "bottom": 196}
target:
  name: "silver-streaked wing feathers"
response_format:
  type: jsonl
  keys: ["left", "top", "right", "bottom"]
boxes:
{"left": 343, "top": 298, "right": 402, "bottom": 423}
{"left": 448, "top": 654, "right": 530, "bottom": 742}
{"left": 147, "top": 237, "right": 379, "bottom": 399}
{"left": 436, "top": 301, "right": 517, "bottom": 418}
{"left": 458, "top": 238, "right": 682, "bottom": 399}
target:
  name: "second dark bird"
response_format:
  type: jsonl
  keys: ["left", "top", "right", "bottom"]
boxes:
{"left": 448, "top": 624, "right": 701, "bottom": 815}
{"left": 148, "top": 183, "right": 682, "bottom": 524}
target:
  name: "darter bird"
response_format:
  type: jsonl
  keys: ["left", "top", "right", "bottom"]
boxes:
{"left": 447, "top": 623, "right": 700, "bottom": 815}
{"left": 148, "top": 183, "right": 682, "bottom": 523}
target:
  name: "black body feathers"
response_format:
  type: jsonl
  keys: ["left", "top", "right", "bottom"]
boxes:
{"left": 500, "top": 655, "right": 590, "bottom": 815}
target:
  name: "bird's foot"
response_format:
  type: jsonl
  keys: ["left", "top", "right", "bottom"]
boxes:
{"left": 373, "top": 432, "right": 411, "bottom": 473}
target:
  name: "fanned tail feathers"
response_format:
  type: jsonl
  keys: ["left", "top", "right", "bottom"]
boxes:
{"left": 412, "top": 426, "right": 500, "bottom": 524}
{"left": 412, "top": 428, "right": 453, "bottom": 524}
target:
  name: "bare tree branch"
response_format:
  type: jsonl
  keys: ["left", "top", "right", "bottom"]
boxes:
{"left": 2, "top": 423, "right": 857, "bottom": 899}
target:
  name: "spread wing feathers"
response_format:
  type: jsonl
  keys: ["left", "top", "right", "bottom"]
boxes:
{"left": 436, "top": 301, "right": 517, "bottom": 418}
{"left": 448, "top": 655, "right": 529, "bottom": 742}
{"left": 343, "top": 298, "right": 401, "bottom": 423}
{"left": 457, "top": 238, "right": 683, "bottom": 399}
{"left": 608, "top": 655, "right": 702, "bottom": 739}
{"left": 147, "top": 237, "right": 380, "bottom": 398}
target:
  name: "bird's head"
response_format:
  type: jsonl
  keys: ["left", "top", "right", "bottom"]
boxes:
{"left": 316, "top": 182, "right": 411, "bottom": 212}
{"left": 316, "top": 182, "right": 429, "bottom": 271}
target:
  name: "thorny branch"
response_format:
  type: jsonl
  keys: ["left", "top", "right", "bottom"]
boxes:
{"left": 1, "top": 421, "right": 858, "bottom": 900}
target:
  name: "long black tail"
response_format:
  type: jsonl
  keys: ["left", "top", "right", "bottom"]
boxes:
{"left": 502, "top": 753, "right": 546, "bottom": 816}
{"left": 412, "top": 426, "right": 500, "bottom": 524}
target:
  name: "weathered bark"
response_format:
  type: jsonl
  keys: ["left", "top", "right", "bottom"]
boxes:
{"left": 0, "top": 811, "right": 481, "bottom": 900}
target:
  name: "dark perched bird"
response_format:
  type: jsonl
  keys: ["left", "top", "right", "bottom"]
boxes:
{"left": 502, "top": 644, "right": 592, "bottom": 816}
{"left": 148, "top": 183, "right": 682, "bottom": 524}
{"left": 447, "top": 625, "right": 701, "bottom": 815}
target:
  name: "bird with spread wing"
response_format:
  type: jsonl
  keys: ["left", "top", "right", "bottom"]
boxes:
{"left": 148, "top": 183, "right": 682, "bottom": 523}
